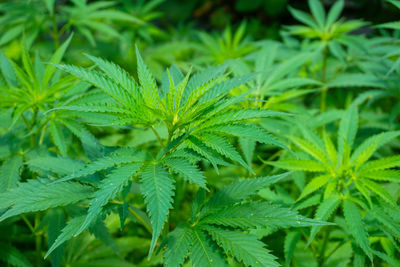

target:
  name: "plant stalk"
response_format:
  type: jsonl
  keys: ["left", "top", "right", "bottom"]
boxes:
{"left": 151, "top": 126, "right": 164, "bottom": 147}
{"left": 34, "top": 213, "right": 42, "bottom": 267}
{"left": 317, "top": 228, "right": 331, "bottom": 267}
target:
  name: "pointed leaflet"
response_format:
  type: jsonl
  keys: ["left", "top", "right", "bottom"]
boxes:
{"left": 181, "top": 76, "right": 221, "bottom": 114}
{"left": 328, "top": 41, "right": 346, "bottom": 62}
{"left": 296, "top": 122, "right": 324, "bottom": 149}
{"left": 199, "top": 109, "right": 288, "bottom": 129}
{"left": 196, "top": 133, "right": 251, "bottom": 172}
{"left": 190, "top": 228, "right": 227, "bottom": 267}
{"left": 75, "top": 163, "right": 142, "bottom": 235}
{"left": 46, "top": 208, "right": 66, "bottom": 267}
{"left": 327, "top": 74, "right": 385, "bottom": 89}
{"left": 164, "top": 157, "right": 206, "bottom": 188}
{"left": 56, "top": 147, "right": 145, "bottom": 183}
{"left": 183, "top": 65, "right": 227, "bottom": 104}
{"left": 49, "top": 120, "right": 67, "bottom": 157}
{"left": 46, "top": 216, "right": 86, "bottom": 258}
{"left": 202, "top": 174, "right": 289, "bottom": 216}
{"left": 362, "top": 170, "right": 400, "bottom": 182}
{"left": 267, "top": 159, "right": 326, "bottom": 172}
{"left": 326, "top": 0, "right": 344, "bottom": 28}
{"left": 199, "top": 74, "right": 256, "bottom": 103}
{"left": 59, "top": 102, "right": 132, "bottom": 115}
{"left": 308, "top": 0, "right": 325, "bottom": 29}
{"left": 288, "top": 6, "right": 319, "bottom": 28}
{"left": 338, "top": 104, "right": 358, "bottom": 154}
{"left": 0, "top": 155, "right": 23, "bottom": 193}
{"left": 308, "top": 196, "right": 341, "bottom": 245}
{"left": 323, "top": 130, "right": 337, "bottom": 167}
{"left": 297, "top": 174, "right": 331, "bottom": 201}
{"left": 0, "top": 52, "right": 17, "bottom": 87}
{"left": 204, "top": 226, "right": 279, "bottom": 267}
{"left": 27, "top": 157, "right": 85, "bottom": 176}
{"left": 165, "top": 69, "right": 177, "bottom": 113}
{"left": 191, "top": 188, "right": 207, "bottom": 223}
{"left": 355, "top": 180, "right": 371, "bottom": 206}
{"left": 359, "top": 155, "right": 400, "bottom": 173}
{"left": 263, "top": 52, "right": 312, "bottom": 89}
{"left": 0, "top": 180, "right": 91, "bottom": 221}
{"left": 20, "top": 47, "right": 35, "bottom": 83}
{"left": 288, "top": 135, "right": 329, "bottom": 166}
{"left": 284, "top": 230, "right": 301, "bottom": 267}
{"left": 207, "top": 123, "right": 286, "bottom": 149}
{"left": 157, "top": 132, "right": 192, "bottom": 161}
{"left": 164, "top": 224, "right": 194, "bottom": 267}
{"left": 55, "top": 64, "right": 133, "bottom": 107}
{"left": 359, "top": 179, "right": 395, "bottom": 205}
{"left": 186, "top": 136, "right": 229, "bottom": 170}
{"left": 136, "top": 47, "right": 159, "bottom": 108}
{"left": 369, "top": 205, "right": 400, "bottom": 239}
{"left": 161, "top": 65, "right": 184, "bottom": 97}
{"left": 168, "top": 71, "right": 180, "bottom": 114}
{"left": 85, "top": 54, "right": 137, "bottom": 96}
{"left": 167, "top": 70, "right": 190, "bottom": 113}
{"left": 267, "top": 78, "right": 320, "bottom": 92}
{"left": 201, "top": 202, "right": 328, "bottom": 229}
{"left": 239, "top": 137, "right": 256, "bottom": 165}
{"left": 90, "top": 220, "right": 120, "bottom": 255}
{"left": 342, "top": 199, "right": 372, "bottom": 259}
{"left": 140, "top": 163, "right": 175, "bottom": 257}
{"left": 61, "top": 119, "right": 101, "bottom": 154}
{"left": 42, "top": 34, "right": 73, "bottom": 88}
{"left": 350, "top": 131, "right": 400, "bottom": 170}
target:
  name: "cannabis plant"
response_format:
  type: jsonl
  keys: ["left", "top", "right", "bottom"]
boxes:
{"left": 163, "top": 174, "right": 328, "bottom": 267}
{"left": 268, "top": 103, "right": 400, "bottom": 265}
{"left": 0, "top": 0, "right": 50, "bottom": 48}
{"left": 0, "top": 48, "right": 326, "bottom": 266}
{"left": 194, "top": 22, "right": 255, "bottom": 65}
{"left": 229, "top": 42, "right": 320, "bottom": 112}
{"left": 285, "top": 0, "right": 376, "bottom": 112}
{"left": 0, "top": 36, "right": 99, "bottom": 156}
{"left": 286, "top": 0, "right": 366, "bottom": 53}
{"left": 61, "top": 0, "right": 142, "bottom": 47}
{"left": 1, "top": 0, "right": 400, "bottom": 266}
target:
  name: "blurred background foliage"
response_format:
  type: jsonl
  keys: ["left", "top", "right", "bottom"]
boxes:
{"left": 1, "top": 0, "right": 399, "bottom": 67}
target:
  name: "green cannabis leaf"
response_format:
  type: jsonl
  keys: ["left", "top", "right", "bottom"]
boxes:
{"left": 267, "top": 103, "right": 400, "bottom": 261}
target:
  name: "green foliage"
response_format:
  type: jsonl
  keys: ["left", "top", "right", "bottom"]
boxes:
{"left": 194, "top": 22, "right": 256, "bottom": 65}
{"left": 1, "top": 0, "right": 400, "bottom": 266}
{"left": 287, "top": 0, "right": 366, "bottom": 44}
{"left": 268, "top": 103, "right": 400, "bottom": 263}
{"left": 0, "top": 179, "right": 92, "bottom": 221}
{"left": 163, "top": 175, "right": 328, "bottom": 267}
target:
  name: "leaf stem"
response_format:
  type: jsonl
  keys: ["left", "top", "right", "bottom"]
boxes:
{"left": 325, "top": 239, "right": 349, "bottom": 261}
{"left": 128, "top": 206, "right": 153, "bottom": 234}
{"left": 34, "top": 213, "right": 42, "bottom": 267}
{"left": 111, "top": 200, "right": 153, "bottom": 234}
{"left": 317, "top": 228, "right": 331, "bottom": 267}
{"left": 21, "top": 113, "right": 31, "bottom": 131}
{"left": 29, "top": 107, "right": 39, "bottom": 146}
{"left": 20, "top": 214, "right": 35, "bottom": 233}
{"left": 151, "top": 126, "right": 164, "bottom": 147}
